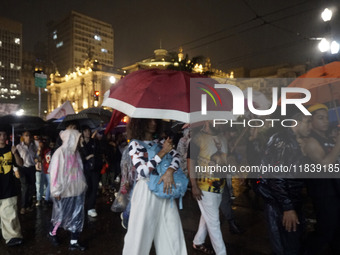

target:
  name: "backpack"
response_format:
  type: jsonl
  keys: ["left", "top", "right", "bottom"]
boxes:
{"left": 134, "top": 140, "right": 189, "bottom": 209}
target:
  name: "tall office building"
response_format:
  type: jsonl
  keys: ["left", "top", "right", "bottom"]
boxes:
{"left": 0, "top": 16, "right": 22, "bottom": 111}
{"left": 48, "top": 11, "right": 114, "bottom": 76}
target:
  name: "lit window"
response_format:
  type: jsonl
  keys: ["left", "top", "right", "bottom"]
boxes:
{"left": 10, "top": 90, "right": 21, "bottom": 95}
{"left": 94, "top": 35, "right": 101, "bottom": 41}
{"left": 56, "top": 41, "right": 63, "bottom": 48}
{"left": 0, "top": 41, "right": 2, "bottom": 47}
{"left": 10, "top": 63, "right": 14, "bottom": 69}
{"left": 53, "top": 34, "right": 57, "bottom": 40}
{"left": 10, "top": 96, "right": 16, "bottom": 99}
{"left": 14, "top": 38, "right": 20, "bottom": 44}
{"left": 101, "top": 48, "right": 108, "bottom": 53}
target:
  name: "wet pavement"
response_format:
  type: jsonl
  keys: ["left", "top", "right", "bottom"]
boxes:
{"left": 0, "top": 179, "right": 318, "bottom": 255}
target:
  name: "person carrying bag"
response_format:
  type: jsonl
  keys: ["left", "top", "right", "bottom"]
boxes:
{"left": 122, "top": 118, "right": 187, "bottom": 255}
{"left": 134, "top": 139, "right": 188, "bottom": 209}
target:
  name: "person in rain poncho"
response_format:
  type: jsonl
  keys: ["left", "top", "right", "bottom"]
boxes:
{"left": 48, "top": 129, "right": 87, "bottom": 251}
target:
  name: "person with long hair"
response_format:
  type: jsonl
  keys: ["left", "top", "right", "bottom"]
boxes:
{"left": 122, "top": 118, "right": 187, "bottom": 255}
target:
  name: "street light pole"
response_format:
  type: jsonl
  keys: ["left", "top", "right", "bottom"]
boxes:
{"left": 38, "top": 87, "right": 41, "bottom": 117}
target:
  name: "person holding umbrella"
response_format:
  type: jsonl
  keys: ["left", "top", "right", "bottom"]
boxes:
{"left": 0, "top": 124, "right": 24, "bottom": 246}
{"left": 122, "top": 118, "right": 187, "bottom": 255}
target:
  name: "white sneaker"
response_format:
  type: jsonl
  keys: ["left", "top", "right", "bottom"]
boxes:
{"left": 87, "top": 209, "right": 97, "bottom": 218}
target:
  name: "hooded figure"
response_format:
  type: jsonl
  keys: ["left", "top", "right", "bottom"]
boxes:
{"left": 48, "top": 129, "right": 87, "bottom": 251}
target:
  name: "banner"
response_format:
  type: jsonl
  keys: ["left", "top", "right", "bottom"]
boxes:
{"left": 46, "top": 101, "right": 75, "bottom": 120}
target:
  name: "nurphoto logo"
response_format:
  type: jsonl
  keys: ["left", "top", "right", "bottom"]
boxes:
{"left": 199, "top": 84, "right": 312, "bottom": 128}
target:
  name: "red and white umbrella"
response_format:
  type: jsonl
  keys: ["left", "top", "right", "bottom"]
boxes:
{"left": 102, "top": 69, "right": 235, "bottom": 123}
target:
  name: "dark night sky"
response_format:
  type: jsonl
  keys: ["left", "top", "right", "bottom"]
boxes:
{"left": 1, "top": 0, "right": 339, "bottom": 71}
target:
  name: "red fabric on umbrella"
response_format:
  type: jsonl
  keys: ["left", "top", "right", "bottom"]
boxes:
{"left": 102, "top": 69, "right": 235, "bottom": 123}
{"left": 104, "top": 110, "right": 125, "bottom": 135}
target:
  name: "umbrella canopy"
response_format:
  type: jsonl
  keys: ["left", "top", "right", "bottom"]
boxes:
{"left": 285, "top": 61, "right": 340, "bottom": 105}
{"left": 0, "top": 115, "right": 46, "bottom": 144}
{"left": 0, "top": 115, "right": 46, "bottom": 131}
{"left": 102, "top": 69, "right": 234, "bottom": 123}
{"left": 78, "top": 107, "right": 112, "bottom": 123}
{"left": 57, "top": 113, "right": 102, "bottom": 130}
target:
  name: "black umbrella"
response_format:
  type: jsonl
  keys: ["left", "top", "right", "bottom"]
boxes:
{"left": 78, "top": 107, "right": 112, "bottom": 123}
{"left": 39, "top": 119, "right": 60, "bottom": 142}
{"left": 57, "top": 113, "right": 102, "bottom": 130}
{"left": 0, "top": 115, "right": 46, "bottom": 144}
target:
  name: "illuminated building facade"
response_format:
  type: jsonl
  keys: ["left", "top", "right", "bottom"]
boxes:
{"left": 122, "top": 46, "right": 230, "bottom": 80}
{"left": 47, "top": 61, "right": 120, "bottom": 113}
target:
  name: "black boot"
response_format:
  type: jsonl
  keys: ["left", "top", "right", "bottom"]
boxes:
{"left": 228, "top": 220, "right": 244, "bottom": 234}
{"left": 69, "top": 242, "right": 86, "bottom": 251}
{"left": 47, "top": 233, "right": 60, "bottom": 246}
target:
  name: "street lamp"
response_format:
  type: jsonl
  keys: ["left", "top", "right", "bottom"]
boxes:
{"left": 331, "top": 41, "right": 340, "bottom": 54}
{"left": 109, "top": 76, "right": 116, "bottom": 84}
{"left": 317, "top": 7, "right": 339, "bottom": 55}
{"left": 16, "top": 109, "right": 24, "bottom": 116}
{"left": 318, "top": 38, "right": 330, "bottom": 52}
{"left": 321, "top": 8, "right": 332, "bottom": 22}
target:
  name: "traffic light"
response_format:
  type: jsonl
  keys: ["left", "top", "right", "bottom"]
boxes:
{"left": 94, "top": 91, "right": 99, "bottom": 101}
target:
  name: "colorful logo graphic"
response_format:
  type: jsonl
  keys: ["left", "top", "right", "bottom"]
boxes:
{"left": 198, "top": 82, "right": 223, "bottom": 107}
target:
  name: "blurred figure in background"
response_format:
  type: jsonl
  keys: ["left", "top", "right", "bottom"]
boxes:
{"left": 36, "top": 136, "right": 52, "bottom": 206}
{"left": 16, "top": 130, "right": 37, "bottom": 214}
{"left": 79, "top": 126, "right": 103, "bottom": 218}
{"left": 176, "top": 128, "right": 190, "bottom": 177}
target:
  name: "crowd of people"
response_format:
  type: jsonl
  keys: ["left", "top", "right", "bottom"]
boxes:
{"left": 0, "top": 102, "right": 339, "bottom": 255}
{"left": 0, "top": 121, "right": 126, "bottom": 250}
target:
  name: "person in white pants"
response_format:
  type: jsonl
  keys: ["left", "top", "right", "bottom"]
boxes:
{"left": 122, "top": 118, "right": 187, "bottom": 255}
{"left": 188, "top": 121, "right": 228, "bottom": 255}
{"left": 194, "top": 191, "right": 226, "bottom": 255}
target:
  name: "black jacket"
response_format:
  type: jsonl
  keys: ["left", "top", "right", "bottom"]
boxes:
{"left": 79, "top": 138, "right": 103, "bottom": 173}
{"left": 258, "top": 129, "right": 305, "bottom": 211}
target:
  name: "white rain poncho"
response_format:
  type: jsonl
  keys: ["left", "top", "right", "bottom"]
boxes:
{"left": 49, "top": 129, "right": 87, "bottom": 233}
